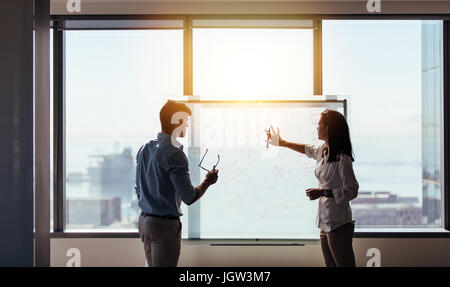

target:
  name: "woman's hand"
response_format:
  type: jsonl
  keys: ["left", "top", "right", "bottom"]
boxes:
{"left": 306, "top": 188, "right": 330, "bottom": 200}
{"left": 265, "top": 125, "right": 284, "bottom": 147}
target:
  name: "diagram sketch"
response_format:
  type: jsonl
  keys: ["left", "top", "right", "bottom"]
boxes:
{"left": 186, "top": 101, "right": 345, "bottom": 239}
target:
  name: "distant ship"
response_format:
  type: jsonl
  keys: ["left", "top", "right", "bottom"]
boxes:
{"left": 87, "top": 147, "right": 135, "bottom": 187}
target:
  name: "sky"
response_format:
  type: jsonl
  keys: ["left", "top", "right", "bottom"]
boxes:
{"left": 63, "top": 20, "right": 432, "bottom": 141}
{"left": 323, "top": 20, "right": 423, "bottom": 139}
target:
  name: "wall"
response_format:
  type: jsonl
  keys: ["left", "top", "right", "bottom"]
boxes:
{"left": 52, "top": 237, "right": 450, "bottom": 267}
{"left": 50, "top": 0, "right": 450, "bottom": 15}
{"left": 0, "top": 0, "right": 34, "bottom": 267}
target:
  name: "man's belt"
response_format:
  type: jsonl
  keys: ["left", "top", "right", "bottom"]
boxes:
{"left": 141, "top": 211, "right": 179, "bottom": 220}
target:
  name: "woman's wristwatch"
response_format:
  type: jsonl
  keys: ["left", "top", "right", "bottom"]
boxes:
{"left": 322, "top": 189, "right": 331, "bottom": 197}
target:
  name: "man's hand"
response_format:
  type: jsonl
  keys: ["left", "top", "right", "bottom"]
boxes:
{"left": 205, "top": 169, "right": 219, "bottom": 185}
{"left": 306, "top": 188, "right": 329, "bottom": 200}
{"left": 189, "top": 169, "right": 219, "bottom": 206}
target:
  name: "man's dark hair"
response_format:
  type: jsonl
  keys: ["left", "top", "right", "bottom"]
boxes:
{"left": 160, "top": 100, "right": 192, "bottom": 134}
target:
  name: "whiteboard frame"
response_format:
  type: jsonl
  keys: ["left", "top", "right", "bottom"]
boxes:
{"left": 180, "top": 99, "right": 347, "bottom": 241}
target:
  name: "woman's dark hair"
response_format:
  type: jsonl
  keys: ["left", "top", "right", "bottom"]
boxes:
{"left": 321, "top": 109, "right": 354, "bottom": 162}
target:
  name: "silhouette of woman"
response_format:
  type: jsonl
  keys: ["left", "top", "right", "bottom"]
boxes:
{"left": 266, "top": 109, "right": 359, "bottom": 267}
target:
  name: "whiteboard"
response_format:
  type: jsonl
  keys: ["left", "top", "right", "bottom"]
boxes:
{"left": 183, "top": 100, "right": 346, "bottom": 240}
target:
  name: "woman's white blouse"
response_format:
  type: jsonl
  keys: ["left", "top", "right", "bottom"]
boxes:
{"left": 305, "top": 144, "right": 359, "bottom": 232}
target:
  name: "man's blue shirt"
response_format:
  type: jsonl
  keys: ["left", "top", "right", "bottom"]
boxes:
{"left": 135, "top": 133, "right": 197, "bottom": 217}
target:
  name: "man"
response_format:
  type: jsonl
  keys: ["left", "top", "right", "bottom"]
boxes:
{"left": 135, "top": 100, "right": 218, "bottom": 267}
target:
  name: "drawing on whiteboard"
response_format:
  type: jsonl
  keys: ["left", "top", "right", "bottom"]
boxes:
{"left": 185, "top": 101, "right": 345, "bottom": 239}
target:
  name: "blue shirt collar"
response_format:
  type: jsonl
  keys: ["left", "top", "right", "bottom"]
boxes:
{"left": 157, "top": 132, "right": 183, "bottom": 150}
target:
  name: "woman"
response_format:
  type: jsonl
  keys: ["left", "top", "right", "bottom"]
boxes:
{"left": 265, "top": 109, "right": 359, "bottom": 267}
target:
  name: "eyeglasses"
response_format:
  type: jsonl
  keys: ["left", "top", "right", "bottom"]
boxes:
{"left": 198, "top": 148, "right": 220, "bottom": 172}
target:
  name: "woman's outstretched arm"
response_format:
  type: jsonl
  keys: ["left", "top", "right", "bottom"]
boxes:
{"left": 280, "top": 140, "right": 305, "bottom": 154}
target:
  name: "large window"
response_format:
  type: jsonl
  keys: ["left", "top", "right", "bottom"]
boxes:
{"left": 194, "top": 28, "right": 314, "bottom": 99}
{"left": 56, "top": 18, "right": 446, "bottom": 235}
{"left": 190, "top": 24, "right": 317, "bottom": 238}
{"left": 323, "top": 20, "right": 443, "bottom": 228}
{"left": 61, "top": 19, "right": 319, "bottom": 236}
{"left": 65, "top": 29, "right": 183, "bottom": 229}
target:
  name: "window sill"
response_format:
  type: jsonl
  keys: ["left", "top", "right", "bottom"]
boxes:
{"left": 50, "top": 228, "right": 450, "bottom": 239}
{"left": 354, "top": 228, "right": 450, "bottom": 238}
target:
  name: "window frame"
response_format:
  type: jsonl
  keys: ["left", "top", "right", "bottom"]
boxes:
{"left": 49, "top": 14, "right": 450, "bottom": 239}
